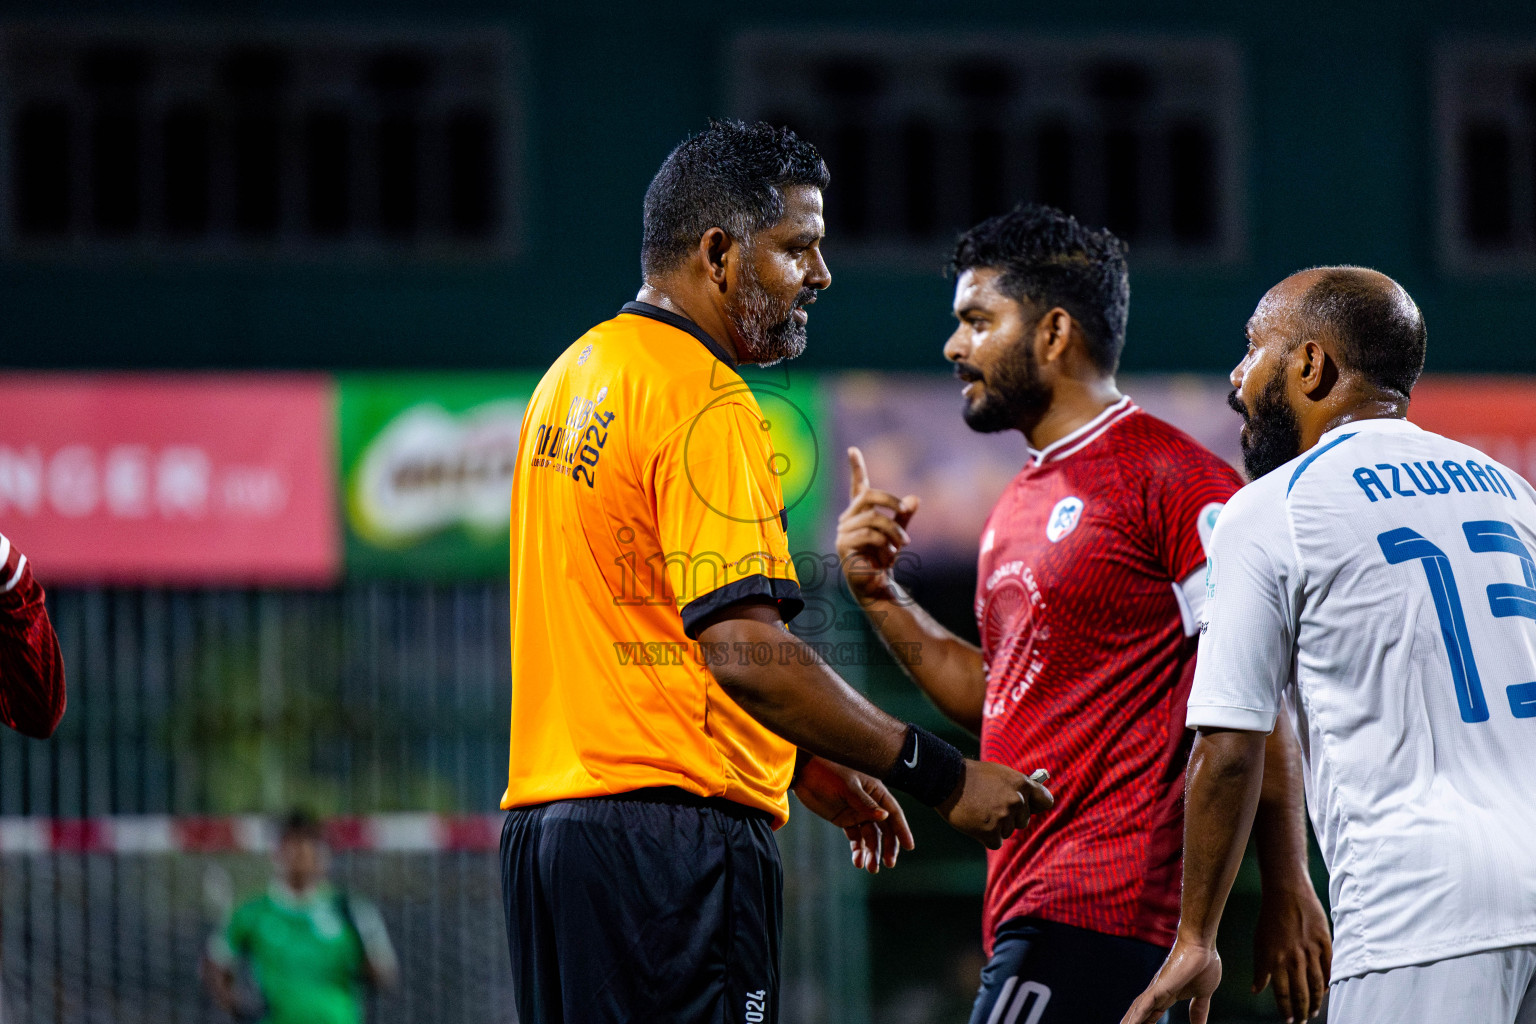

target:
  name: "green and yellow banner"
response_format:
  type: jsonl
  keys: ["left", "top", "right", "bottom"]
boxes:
{"left": 338, "top": 373, "right": 541, "bottom": 578}
{"left": 336, "top": 371, "right": 833, "bottom": 578}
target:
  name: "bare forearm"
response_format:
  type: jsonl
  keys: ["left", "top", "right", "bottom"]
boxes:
{"left": 854, "top": 576, "right": 987, "bottom": 732}
{"left": 1254, "top": 723, "right": 1311, "bottom": 888}
{"left": 1178, "top": 729, "right": 1268, "bottom": 946}
{"left": 704, "top": 614, "right": 906, "bottom": 777}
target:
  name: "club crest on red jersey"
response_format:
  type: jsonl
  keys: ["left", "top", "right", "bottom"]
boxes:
{"left": 1045, "top": 497, "right": 1084, "bottom": 542}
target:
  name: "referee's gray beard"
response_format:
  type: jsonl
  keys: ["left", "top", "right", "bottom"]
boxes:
{"left": 729, "top": 260, "right": 811, "bottom": 366}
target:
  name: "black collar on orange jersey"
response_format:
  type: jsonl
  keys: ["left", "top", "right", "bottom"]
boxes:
{"left": 620, "top": 301, "right": 736, "bottom": 368}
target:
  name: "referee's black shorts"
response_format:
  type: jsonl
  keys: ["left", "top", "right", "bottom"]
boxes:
{"left": 500, "top": 787, "right": 782, "bottom": 1024}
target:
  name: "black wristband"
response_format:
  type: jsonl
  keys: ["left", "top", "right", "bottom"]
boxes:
{"left": 884, "top": 724, "right": 966, "bottom": 807}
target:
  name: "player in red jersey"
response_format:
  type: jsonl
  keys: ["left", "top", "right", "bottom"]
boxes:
{"left": 0, "top": 532, "right": 65, "bottom": 738}
{"left": 837, "top": 206, "right": 1331, "bottom": 1023}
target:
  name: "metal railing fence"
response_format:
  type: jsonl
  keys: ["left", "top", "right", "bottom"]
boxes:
{"left": 0, "top": 583, "right": 868, "bottom": 1024}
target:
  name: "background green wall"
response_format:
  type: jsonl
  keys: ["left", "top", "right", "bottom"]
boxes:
{"left": 3, "top": 0, "right": 1536, "bottom": 376}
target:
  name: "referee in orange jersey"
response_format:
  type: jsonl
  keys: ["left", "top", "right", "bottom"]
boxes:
{"left": 502, "top": 120, "right": 1055, "bottom": 1024}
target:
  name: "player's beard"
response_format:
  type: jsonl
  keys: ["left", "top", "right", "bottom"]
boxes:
{"left": 1229, "top": 366, "right": 1303, "bottom": 480}
{"left": 727, "top": 257, "right": 814, "bottom": 366}
{"left": 958, "top": 338, "right": 1052, "bottom": 434}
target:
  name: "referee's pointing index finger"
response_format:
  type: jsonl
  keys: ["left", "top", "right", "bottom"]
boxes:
{"left": 848, "top": 447, "right": 870, "bottom": 499}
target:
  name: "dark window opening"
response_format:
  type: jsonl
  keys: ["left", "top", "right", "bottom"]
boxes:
{"left": 14, "top": 103, "right": 72, "bottom": 236}
{"left": 163, "top": 106, "right": 211, "bottom": 235}
{"left": 1521, "top": 73, "right": 1536, "bottom": 243}
{"left": 737, "top": 39, "right": 1236, "bottom": 260}
{"left": 950, "top": 61, "right": 1013, "bottom": 102}
{"left": 0, "top": 28, "right": 513, "bottom": 256}
{"left": 969, "top": 126, "right": 1007, "bottom": 225}
{"left": 378, "top": 115, "right": 419, "bottom": 237}
{"left": 1103, "top": 128, "right": 1140, "bottom": 239}
{"left": 1035, "top": 122, "right": 1073, "bottom": 215}
{"left": 1168, "top": 121, "right": 1217, "bottom": 244}
{"left": 83, "top": 47, "right": 150, "bottom": 236}
{"left": 829, "top": 122, "right": 871, "bottom": 238}
{"left": 90, "top": 109, "right": 141, "bottom": 234}
{"left": 1087, "top": 61, "right": 1154, "bottom": 104}
{"left": 305, "top": 112, "right": 351, "bottom": 236}
{"left": 447, "top": 109, "right": 495, "bottom": 237}
{"left": 902, "top": 118, "right": 937, "bottom": 238}
{"left": 223, "top": 49, "right": 287, "bottom": 239}
{"left": 819, "top": 61, "right": 882, "bottom": 240}
{"left": 232, "top": 111, "right": 281, "bottom": 237}
{"left": 367, "top": 51, "right": 431, "bottom": 94}
{"left": 1440, "top": 51, "right": 1536, "bottom": 266}
{"left": 820, "top": 61, "right": 884, "bottom": 100}
{"left": 1462, "top": 124, "right": 1513, "bottom": 247}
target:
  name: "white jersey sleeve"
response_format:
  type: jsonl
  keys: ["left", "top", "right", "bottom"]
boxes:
{"left": 1187, "top": 483, "right": 1300, "bottom": 733}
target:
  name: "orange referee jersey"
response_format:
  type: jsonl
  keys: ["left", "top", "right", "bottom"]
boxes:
{"left": 503, "top": 302, "right": 804, "bottom": 825}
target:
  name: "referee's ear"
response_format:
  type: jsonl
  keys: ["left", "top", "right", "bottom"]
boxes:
{"left": 699, "top": 227, "right": 734, "bottom": 291}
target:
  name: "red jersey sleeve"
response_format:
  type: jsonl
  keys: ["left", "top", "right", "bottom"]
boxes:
{"left": 0, "top": 534, "right": 66, "bottom": 739}
{"left": 1142, "top": 434, "right": 1243, "bottom": 583}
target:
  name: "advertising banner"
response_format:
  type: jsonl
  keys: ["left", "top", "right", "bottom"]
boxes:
{"left": 0, "top": 374, "right": 338, "bottom": 584}
{"left": 338, "top": 370, "right": 831, "bottom": 579}
{"left": 725, "top": 362, "right": 830, "bottom": 557}
{"left": 9, "top": 371, "right": 1523, "bottom": 585}
{"left": 338, "top": 374, "right": 539, "bottom": 578}
{"left": 828, "top": 373, "right": 1241, "bottom": 564}
{"left": 1408, "top": 376, "right": 1536, "bottom": 485}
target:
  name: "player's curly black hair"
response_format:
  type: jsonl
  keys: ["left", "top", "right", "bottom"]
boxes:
{"left": 641, "top": 119, "right": 830, "bottom": 279}
{"left": 951, "top": 204, "right": 1130, "bottom": 375}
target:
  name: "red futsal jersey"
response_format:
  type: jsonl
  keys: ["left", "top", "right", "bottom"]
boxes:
{"left": 975, "top": 397, "right": 1240, "bottom": 953}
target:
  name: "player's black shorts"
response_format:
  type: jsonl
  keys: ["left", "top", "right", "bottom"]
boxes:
{"left": 968, "top": 916, "right": 1172, "bottom": 1024}
{"left": 500, "top": 787, "right": 782, "bottom": 1024}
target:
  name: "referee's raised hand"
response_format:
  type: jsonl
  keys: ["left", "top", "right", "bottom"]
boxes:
{"left": 938, "top": 761, "right": 1054, "bottom": 850}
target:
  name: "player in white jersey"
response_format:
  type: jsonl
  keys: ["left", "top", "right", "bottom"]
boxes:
{"left": 1124, "top": 266, "right": 1536, "bottom": 1024}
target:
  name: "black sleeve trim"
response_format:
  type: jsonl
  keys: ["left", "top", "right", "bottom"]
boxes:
{"left": 680, "top": 574, "right": 805, "bottom": 640}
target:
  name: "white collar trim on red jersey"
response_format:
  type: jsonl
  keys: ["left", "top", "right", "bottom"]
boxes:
{"left": 1026, "top": 396, "right": 1139, "bottom": 465}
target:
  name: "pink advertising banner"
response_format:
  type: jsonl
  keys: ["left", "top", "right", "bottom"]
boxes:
{"left": 0, "top": 375, "right": 338, "bottom": 585}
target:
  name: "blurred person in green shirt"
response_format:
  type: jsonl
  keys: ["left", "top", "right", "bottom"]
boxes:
{"left": 203, "top": 810, "right": 398, "bottom": 1024}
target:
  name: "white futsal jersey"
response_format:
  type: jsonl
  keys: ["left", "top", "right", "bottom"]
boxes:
{"left": 1188, "top": 416, "right": 1536, "bottom": 981}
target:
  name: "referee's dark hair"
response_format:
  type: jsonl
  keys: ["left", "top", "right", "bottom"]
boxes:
{"left": 951, "top": 204, "right": 1131, "bottom": 375}
{"left": 641, "top": 119, "right": 830, "bottom": 279}
{"left": 1296, "top": 266, "right": 1427, "bottom": 398}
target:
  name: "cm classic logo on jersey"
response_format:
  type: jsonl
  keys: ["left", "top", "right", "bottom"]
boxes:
{"left": 1046, "top": 497, "right": 1084, "bottom": 542}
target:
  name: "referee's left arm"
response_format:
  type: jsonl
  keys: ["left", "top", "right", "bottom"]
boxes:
{"left": 696, "top": 602, "right": 1053, "bottom": 851}
{"left": 663, "top": 399, "right": 1049, "bottom": 848}
{"left": 697, "top": 602, "right": 906, "bottom": 776}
